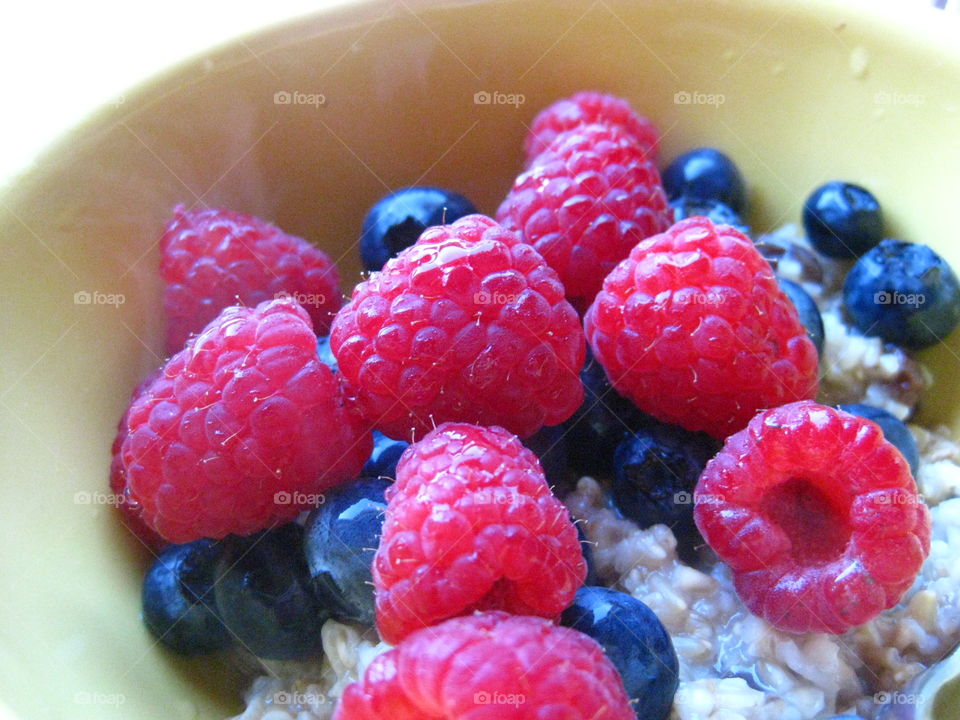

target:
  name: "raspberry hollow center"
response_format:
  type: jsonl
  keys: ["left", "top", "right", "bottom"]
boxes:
{"left": 761, "top": 477, "right": 851, "bottom": 564}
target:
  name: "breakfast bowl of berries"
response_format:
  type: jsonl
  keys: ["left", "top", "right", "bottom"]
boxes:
{"left": 3, "top": 0, "right": 960, "bottom": 719}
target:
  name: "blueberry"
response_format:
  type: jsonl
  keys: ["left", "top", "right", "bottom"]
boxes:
{"left": 561, "top": 586, "right": 678, "bottom": 720}
{"left": 362, "top": 431, "right": 409, "bottom": 480}
{"left": 564, "top": 348, "right": 651, "bottom": 477}
{"left": 802, "top": 181, "right": 883, "bottom": 258}
{"left": 778, "top": 278, "right": 825, "bottom": 357}
{"left": 303, "top": 478, "right": 389, "bottom": 625}
{"left": 661, "top": 148, "right": 747, "bottom": 213}
{"left": 317, "top": 335, "right": 338, "bottom": 373}
{"left": 360, "top": 187, "right": 477, "bottom": 271}
{"left": 842, "top": 239, "right": 960, "bottom": 350}
{"left": 612, "top": 421, "right": 720, "bottom": 563}
{"left": 214, "top": 524, "right": 328, "bottom": 659}
{"left": 669, "top": 196, "right": 750, "bottom": 236}
{"left": 838, "top": 403, "right": 920, "bottom": 475}
{"left": 142, "top": 539, "right": 232, "bottom": 655}
{"left": 523, "top": 424, "right": 577, "bottom": 496}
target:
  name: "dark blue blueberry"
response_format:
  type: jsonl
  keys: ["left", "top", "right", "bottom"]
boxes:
{"left": 612, "top": 421, "right": 720, "bottom": 563}
{"left": 662, "top": 148, "right": 747, "bottom": 213}
{"left": 523, "top": 424, "right": 577, "bottom": 497}
{"left": 213, "top": 524, "right": 328, "bottom": 660}
{"left": 360, "top": 187, "right": 477, "bottom": 271}
{"left": 142, "top": 539, "right": 232, "bottom": 655}
{"left": 838, "top": 403, "right": 920, "bottom": 475}
{"left": 362, "top": 431, "right": 408, "bottom": 480}
{"left": 778, "top": 278, "right": 825, "bottom": 357}
{"left": 303, "top": 478, "right": 389, "bottom": 625}
{"left": 563, "top": 348, "right": 651, "bottom": 478}
{"left": 561, "top": 586, "right": 678, "bottom": 720}
{"left": 842, "top": 239, "right": 960, "bottom": 350}
{"left": 317, "top": 335, "right": 338, "bottom": 373}
{"left": 669, "top": 196, "right": 750, "bottom": 236}
{"left": 802, "top": 181, "right": 883, "bottom": 258}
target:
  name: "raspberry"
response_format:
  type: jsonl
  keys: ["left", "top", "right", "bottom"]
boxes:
{"left": 524, "top": 91, "right": 660, "bottom": 162}
{"left": 330, "top": 215, "right": 585, "bottom": 440}
{"left": 120, "top": 299, "right": 371, "bottom": 543}
{"left": 373, "top": 423, "right": 586, "bottom": 644}
{"left": 161, "top": 205, "right": 341, "bottom": 353}
{"left": 497, "top": 124, "right": 673, "bottom": 306}
{"left": 109, "top": 371, "right": 166, "bottom": 550}
{"left": 694, "top": 401, "right": 931, "bottom": 634}
{"left": 584, "top": 217, "right": 819, "bottom": 438}
{"left": 334, "top": 612, "right": 635, "bottom": 720}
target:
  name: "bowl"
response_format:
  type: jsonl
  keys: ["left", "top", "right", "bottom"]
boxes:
{"left": 2, "top": 0, "right": 960, "bottom": 718}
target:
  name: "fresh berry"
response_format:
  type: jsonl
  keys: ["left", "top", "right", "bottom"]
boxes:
{"left": 373, "top": 423, "right": 586, "bottom": 644}
{"left": 778, "top": 278, "right": 825, "bottom": 356}
{"left": 838, "top": 403, "right": 920, "bottom": 475}
{"left": 670, "top": 196, "right": 749, "bottom": 236}
{"left": 160, "top": 205, "right": 341, "bottom": 353}
{"left": 120, "top": 299, "right": 372, "bottom": 543}
{"left": 331, "top": 214, "right": 585, "bottom": 440}
{"left": 563, "top": 347, "right": 650, "bottom": 478}
{"left": 142, "top": 539, "right": 232, "bottom": 654}
{"left": 561, "top": 586, "right": 679, "bottom": 720}
{"left": 214, "top": 524, "right": 329, "bottom": 659}
{"left": 585, "top": 217, "right": 819, "bottom": 438}
{"left": 843, "top": 238, "right": 960, "bottom": 350}
{"left": 524, "top": 91, "right": 660, "bottom": 162}
{"left": 523, "top": 423, "right": 577, "bottom": 496}
{"left": 109, "top": 371, "right": 166, "bottom": 550}
{"left": 360, "top": 187, "right": 477, "bottom": 272}
{"left": 362, "top": 431, "right": 409, "bottom": 480}
{"left": 802, "top": 181, "right": 883, "bottom": 258}
{"left": 497, "top": 124, "right": 673, "bottom": 306}
{"left": 304, "top": 477, "right": 389, "bottom": 625}
{"left": 661, "top": 148, "right": 747, "bottom": 213}
{"left": 694, "top": 401, "right": 931, "bottom": 634}
{"left": 317, "top": 335, "right": 339, "bottom": 372}
{"left": 334, "top": 611, "right": 635, "bottom": 720}
{"left": 612, "top": 421, "right": 720, "bottom": 562}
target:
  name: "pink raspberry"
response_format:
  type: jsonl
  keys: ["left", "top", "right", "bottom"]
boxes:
{"left": 497, "top": 124, "right": 673, "bottom": 307}
{"left": 330, "top": 215, "right": 585, "bottom": 440}
{"left": 373, "top": 423, "right": 586, "bottom": 644}
{"left": 119, "top": 299, "right": 371, "bottom": 543}
{"left": 161, "top": 205, "right": 341, "bottom": 353}
{"left": 524, "top": 90, "right": 660, "bottom": 162}
{"left": 585, "top": 216, "right": 819, "bottom": 438}
{"left": 694, "top": 401, "right": 931, "bottom": 634}
{"left": 335, "top": 612, "right": 635, "bottom": 720}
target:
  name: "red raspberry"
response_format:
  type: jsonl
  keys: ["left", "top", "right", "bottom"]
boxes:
{"left": 497, "top": 124, "right": 673, "bottom": 306}
{"left": 585, "top": 217, "right": 818, "bottom": 438}
{"left": 335, "top": 611, "right": 635, "bottom": 720}
{"left": 694, "top": 401, "right": 931, "bottom": 634}
{"left": 330, "top": 215, "right": 584, "bottom": 440}
{"left": 524, "top": 90, "right": 660, "bottom": 162}
{"left": 161, "top": 205, "right": 341, "bottom": 353}
{"left": 373, "top": 423, "right": 586, "bottom": 644}
{"left": 109, "top": 372, "right": 166, "bottom": 550}
{"left": 120, "top": 299, "right": 371, "bottom": 543}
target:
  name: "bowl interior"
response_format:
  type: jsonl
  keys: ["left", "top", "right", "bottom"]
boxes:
{"left": 2, "top": 0, "right": 960, "bottom": 718}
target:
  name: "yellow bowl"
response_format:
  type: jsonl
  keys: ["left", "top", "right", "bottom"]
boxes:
{"left": 2, "top": 0, "right": 959, "bottom": 718}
